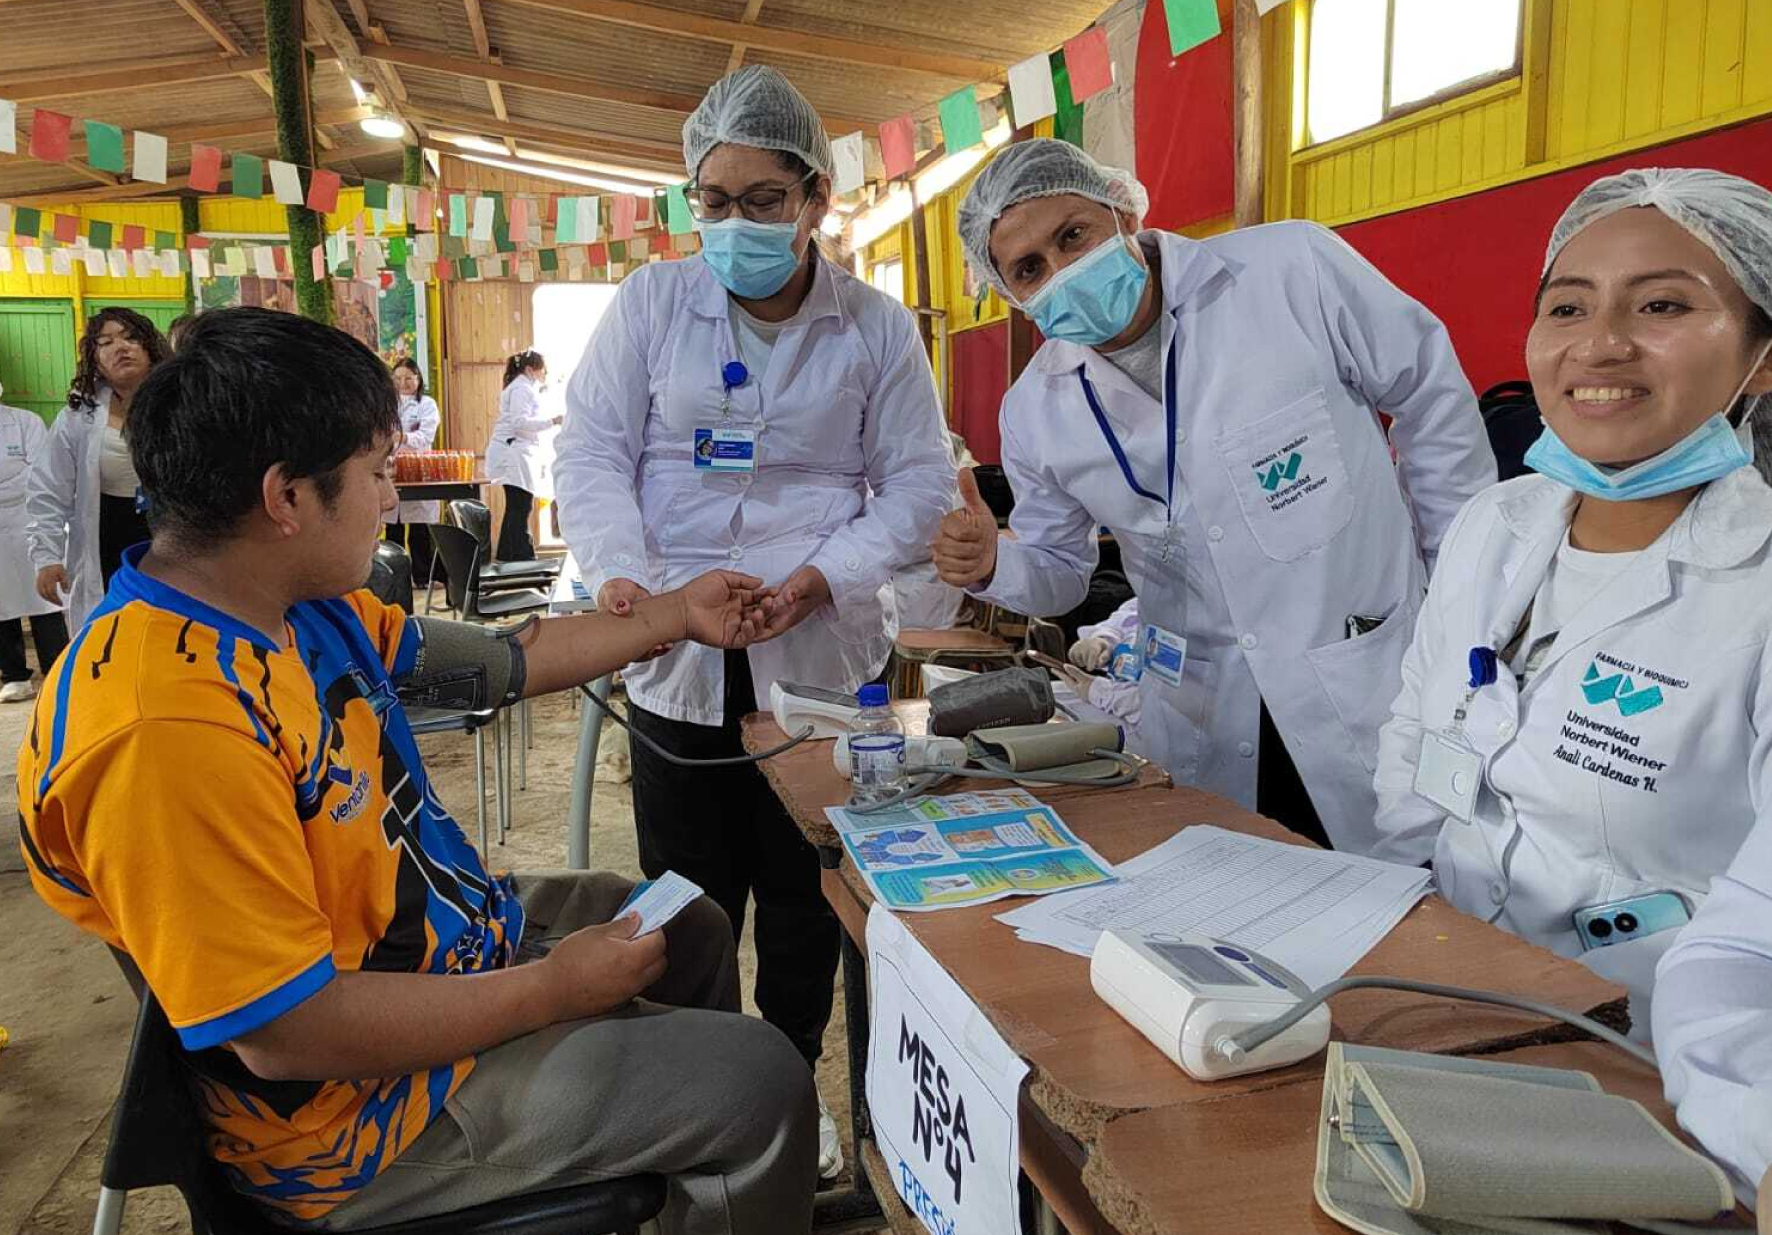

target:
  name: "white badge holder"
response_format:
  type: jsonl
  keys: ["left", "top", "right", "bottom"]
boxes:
{"left": 1414, "top": 729, "right": 1481, "bottom": 823}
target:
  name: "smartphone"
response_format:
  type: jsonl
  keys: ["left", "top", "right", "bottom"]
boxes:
{"left": 1572, "top": 891, "right": 1691, "bottom": 952}
{"left": 1026, "top": 650, "right": 1077, "bottom": 676}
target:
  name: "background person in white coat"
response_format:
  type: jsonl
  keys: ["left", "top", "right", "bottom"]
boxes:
{"left": 554, "top": 65, "right": 954, "bottom": 1178}
{"left": 932, "top": 140, "right": 1495, "bottom": 852}
{"left": 385, "top": 357, "right": 445, "bottom": 585}
{"left": 1654, "top": 819, "right": 1772, "bottom": 1222}
{"left": 0, "top": 385, "right": 67, "bottom": 699}
{"left": 1372, "top": 169, "right": 1772, "bottom": 1033}
{"left": 28, "top": 307, "right": 168, "bottom": 631}
{"left": 485, "top": 349, "right": 557, "bottom": 561}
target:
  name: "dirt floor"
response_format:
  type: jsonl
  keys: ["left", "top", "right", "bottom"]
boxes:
{"left": 0, "top": 682, "right": 866, "bottom": 1234}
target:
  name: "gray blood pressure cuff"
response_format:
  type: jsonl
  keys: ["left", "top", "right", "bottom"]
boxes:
{"left": 399, "top": 616, "right": 530, "bottom": 711}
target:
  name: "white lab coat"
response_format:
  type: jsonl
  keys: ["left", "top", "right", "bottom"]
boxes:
{"left": 0, "top": 403, "right": 60, "bottom": 623}
{"left": 26, "top": 388, "right": 112, "bottom": 630}
{"left": 485, "top": 375, "right": 550, "bottom": 493}
{"left": 556, "top": 253, "right": 955, "bottom": 726}
{"left": 391, "top": 394, "right": 442, "bottom": 524}
{"left": 1373, "top": 467, "right": 1772, "bottom": 1029}
{"left": 1653, "top": 815, "right": 1772, "bottom": 1204}
{"left": 979, "top": 225, "right": 1494, "bottom": 851}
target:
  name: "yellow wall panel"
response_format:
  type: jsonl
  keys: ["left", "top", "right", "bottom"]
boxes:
{"left": 1701, "top": 0, "right": 1748, "bottom": 117}
{"left": 1369, "top": 138, "right": 1395, "bottom": 212}
{"left": 1349, "top": 144, "right": 1373, "bottom": 216}
{"left": 1659, "top": 1, "right": 1705, "bottom": 128}
{"left": 1622, "top": 0, "right": 1668, "bottom": 141}
{"left": 1273, "top": 0, "right": 1772, "bottom": 229}
{"left": 1746, "top": 0, "right": 1772, "bottom": 108}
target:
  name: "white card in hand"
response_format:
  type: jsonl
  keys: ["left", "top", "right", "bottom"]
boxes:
{"left": 615, "top": 870, "right": 703, "bottom": 936}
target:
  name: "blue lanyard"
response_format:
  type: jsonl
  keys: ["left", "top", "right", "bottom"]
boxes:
{"left": 1076, "top": 334, "right": 1178, "bottom": 518}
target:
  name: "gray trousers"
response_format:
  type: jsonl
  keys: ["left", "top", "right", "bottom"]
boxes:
{"left": 318, "top": 871, "right": 818, "bottom": 1235}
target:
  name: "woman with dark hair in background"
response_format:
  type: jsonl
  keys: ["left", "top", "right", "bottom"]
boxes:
{"left": 485, "top": 349, "right": 557, "bottom": 561}
{"left": 386, "top": 357, "right": 446, "bottom": 585}
{"left": 27, "top": 306, "right": 168, "bottom": 630}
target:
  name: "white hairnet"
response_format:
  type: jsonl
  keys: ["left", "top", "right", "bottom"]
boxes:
{"left": 682, "top": 65, "right": 833, "bottom": 180}
{"left": 1544, "top": 168, "right": 1772, "bottom": 439}
{"left": 958, "top": 139, "right": 1151, "bottom": 293}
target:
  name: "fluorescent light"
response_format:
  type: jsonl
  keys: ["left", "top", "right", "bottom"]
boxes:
{"left": 455, "top": 152, "right": 660, "bottom": 195}
{"left": 911, "top": 117, "right": 1011, "bottom": 201}
{"left": 434, "top": 132, "right": 510, "bottom": 156}
{"left": 849, "top": 184, "right": 913, "bottom": 251}
{"left": 360, "top": 113, "right": 406, "bottom": 140}
{"left": 511, "top": 147, "right": 682, "bottom": 187}
{"left": 348, "top": 78, "right": 370, "bottom": 104}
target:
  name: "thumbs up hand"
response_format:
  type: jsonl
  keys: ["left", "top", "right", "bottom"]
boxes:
{"left": 932, "top": 468, "right": 1000, "bottom": 587}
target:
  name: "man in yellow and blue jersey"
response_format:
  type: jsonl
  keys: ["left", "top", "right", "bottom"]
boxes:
{"left": 18, "top": 307, "right": 817, "bottom": 1233}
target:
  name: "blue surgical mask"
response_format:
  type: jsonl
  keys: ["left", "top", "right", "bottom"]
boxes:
{"left": 1524, "top": 341, "right": 1772, "bottom": 501}
{"left": 696, "top": 216, "right": 804, "bottom": 299}
{"left": 1019, "top": 234, "right": 1149, "bottom": 346}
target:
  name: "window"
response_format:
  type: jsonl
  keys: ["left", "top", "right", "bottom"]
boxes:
{"left": 869, "top": 259, "right": 904, "bottom": 304}
{"left": 1307, "top": 0, "right": 1522, "bottom": 145}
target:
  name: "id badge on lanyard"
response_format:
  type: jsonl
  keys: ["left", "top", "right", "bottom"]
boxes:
{"left": 696, "top": 358, "right": 758, "bottom": 475}
{"left": 1413, "top": 647, "right": 1496, "bottom": 823}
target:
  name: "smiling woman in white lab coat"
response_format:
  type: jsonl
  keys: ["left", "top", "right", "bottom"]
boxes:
{"left": 1373, "top": 169, "right": 1772, "bottom": 1031}
{"left": 0, "top": 388, "right": 67, "bottom": 699}
{"left": 933, "top": 140, "right": 1495, "bottom": 852}
{"left": 27, "top": 307, "right": 169, "bottom": 631}
{"left": 553, "top": 65, "right": 953, "bottom": 1180}
{"left": 386, "top": 358, "right": 445, "bottom": 585}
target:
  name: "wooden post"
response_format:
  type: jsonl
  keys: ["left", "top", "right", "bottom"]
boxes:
{"left": 264, "top": 0, "right": 332, "bottom": 323}
{"left": 1005, "top": 124, "right": 1037, "bottom": 386}
{"left": 1232, "top": 0, "right": 1265, "bottom": 230}
{"left": 908, "top": 178, "right": 935, "bottom": 357}
{"left": 179, "top": 197, "right": 201, "bottom": 315}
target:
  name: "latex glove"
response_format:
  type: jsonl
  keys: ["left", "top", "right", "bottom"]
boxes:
{"left": 1068, "top": 634, "right": 1116, "bottom": 671}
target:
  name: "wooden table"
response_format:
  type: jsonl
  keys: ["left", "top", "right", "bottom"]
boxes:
{"left": 1086, "top": 1042, "right": 1748, "bottom": 1235}
{"left": 741, "top": 708, "right": 1628, "bottom": 1233}
{"left": 394, "top": 476, "right": 488, "bottom": 503}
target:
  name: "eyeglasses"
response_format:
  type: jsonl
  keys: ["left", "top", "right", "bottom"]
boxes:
{"left": 686, "top": 174, "right": 815, "bottom": 224}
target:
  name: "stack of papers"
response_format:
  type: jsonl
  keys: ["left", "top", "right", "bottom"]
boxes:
{"left": 996, "top": 826, "right": 1432, "bottom": 988}
{"left": 826, "top": 789, "right": 1116, "bottom": 912}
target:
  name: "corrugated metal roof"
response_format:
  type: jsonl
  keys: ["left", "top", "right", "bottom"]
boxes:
{"left": 2, "top": 0, "right": 1119, "bottom": 202}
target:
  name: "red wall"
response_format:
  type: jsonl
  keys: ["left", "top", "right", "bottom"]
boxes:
{"left": 1335, "top": 116, "right": 1772, "bottom": 395}
{"left": 951, "top": 320, "right": 1009, "bottom": 463}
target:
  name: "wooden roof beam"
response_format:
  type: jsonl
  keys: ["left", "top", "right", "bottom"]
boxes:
{"left": 501, "top": 0, "right": 1002, "bottom": 80}
{"left": 726, "top": 0, "right": 765, "bottom": 74}
{"left": 369, "top": 43, "right": 877, "bottom": 134}
{"left": 460, "top": 0, "right": 518, "bottom": 155}
{"left": 304, "top": 0, "right": 424, "bottom": 140}
{"left": 2, "top": 50, "right": 336, "bottom": 101}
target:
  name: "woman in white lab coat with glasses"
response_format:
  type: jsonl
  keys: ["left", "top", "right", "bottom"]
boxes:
{"left": 553, "top": 64, "right": 954, "bottom": 1180}
{"left": 1373, "top": 169, "right": 1772, "bottom": 1034}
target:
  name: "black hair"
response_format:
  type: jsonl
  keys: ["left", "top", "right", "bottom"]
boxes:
{"left": 129, "top": 307, "right": 399, "bottom": 547}
{"left": 502, "top": 350, "right": 544, "bottom": 388}
{"left": 167, "top": 313, "right": 198, "bottom": 352}
{"left": 69, "top": 307, "right": 169, "bottom": 410}
{"left": 393, "top": 355, "right": 426, "bottom": 401}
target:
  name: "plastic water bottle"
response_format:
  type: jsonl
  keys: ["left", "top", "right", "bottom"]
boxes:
{"left": 848, "top": 684, "right": 906, "bottom": 805}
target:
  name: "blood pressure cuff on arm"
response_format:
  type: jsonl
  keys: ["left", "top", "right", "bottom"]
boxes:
{"left": 399, "top": 616, "right": 529, "bottom": 711}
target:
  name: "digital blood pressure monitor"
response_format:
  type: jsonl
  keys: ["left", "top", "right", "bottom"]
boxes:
{"left": 1090, "top": 931, "right": 1332, "bottom": 1080}
{"left": 770, "top": 680, "right": 863, "bottom": 738}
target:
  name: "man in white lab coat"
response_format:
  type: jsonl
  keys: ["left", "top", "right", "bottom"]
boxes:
{"left": 933, "top": 140, "right": 1495, "bottom": 852}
